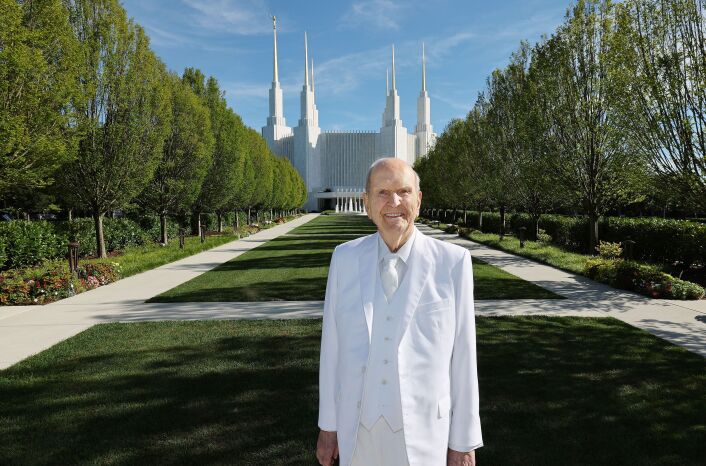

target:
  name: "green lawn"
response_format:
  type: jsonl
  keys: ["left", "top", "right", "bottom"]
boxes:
{"left": 150, "top": 215, "right": 560, "bottom": 302}
{"left": 1, "top": 318, "right": 703, "bottom": 465}
{"left": 91, "top": 219, "right": 293, "bottom": 279}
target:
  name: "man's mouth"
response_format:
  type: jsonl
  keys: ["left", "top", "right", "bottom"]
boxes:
{"left": 384, "top": 213, "right": 404, "bottom": 218}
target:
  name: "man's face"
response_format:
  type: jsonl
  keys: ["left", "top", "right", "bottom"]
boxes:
{"left": 363, "top": 161, "right": 422, "bottom": 240}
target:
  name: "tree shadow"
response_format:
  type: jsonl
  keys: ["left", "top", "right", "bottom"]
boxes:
{"left": 476, "top": 316, "right": 706, "bottom": 465}
{"left": 0, "top": 320, "right": 323, "bottom": 465}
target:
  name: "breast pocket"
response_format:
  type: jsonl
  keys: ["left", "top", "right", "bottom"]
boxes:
{"left": 415, "top": 298, "right": 452, "bottom": 332}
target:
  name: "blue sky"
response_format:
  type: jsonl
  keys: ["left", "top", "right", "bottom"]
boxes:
{"left": 121, "top": 0, "right": 571, "bottom": 133}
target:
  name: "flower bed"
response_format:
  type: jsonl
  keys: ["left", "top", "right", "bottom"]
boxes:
{"left": 0, "top": 260, "right": 122, "bottom": 305}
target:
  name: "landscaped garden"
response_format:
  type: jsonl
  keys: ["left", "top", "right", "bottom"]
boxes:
{"left": 0, "top": 317, "right": 703, "bottom": 465}
{"left": 0, "top": 214, "right": 298, "bottom": 306}
{"left": 150, "top": 214, "right": 560, "bottom": 302}
{"left": 419, "top": 214, "right": 706, "bottom": 301}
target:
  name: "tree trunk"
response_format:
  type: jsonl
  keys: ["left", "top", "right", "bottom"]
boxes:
{"left": 534, "top": 215, "right": 540, "bottom": 241}
{"left": 247, "top": 207, "right": 251, "bottom": 225}
{"left": 217, "top": 212, "right": 223, "bottom": 233}
{"left": 589, "top": 211, "right": 599, "bottom": 254}
{"left": 93, "top": 209, "right": 107, "bottom": 258}
{"left": 235, "top": 209, "right": 240, "bottom": 229}
{"left": 478, "top": 211, "right": 483, "bottom": 231}
{"left": 68, "top": 209, "right": 73, "bottom": 222}
{"left": 499, "top": 205, "right": 506, "bottom": 239}
{"left": 160, "top": 213, "right": 168, "bottom": 245}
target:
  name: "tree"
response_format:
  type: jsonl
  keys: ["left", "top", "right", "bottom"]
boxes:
{"left": 515, "top": 40, "right": 564, "bottom": 237}
{"left": 541, "top": 0, "right": 646, "bottom": 251}
{"left": 138, "top": 72, "right": 214, "bottom": 244}
{"left": 62, "top": 0, "right": 170, "bottom": 257}
{"left": 0, "top": 0, "right": 79, "bottom": 199}
{"left": 484, "top": 70, "right": 521, "bottom": 237}
{"left": 623, "top": 0, "right": 706, "bottom": 211}
{"left": 185, "top": 72, "right": 242, "bottom": 233}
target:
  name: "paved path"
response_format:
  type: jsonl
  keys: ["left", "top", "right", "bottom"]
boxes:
{"left": 2, "top": 217, "right": 705, "bottom": 369}
{"left": 0, "top": 214, "right": 319, "bottom": 369}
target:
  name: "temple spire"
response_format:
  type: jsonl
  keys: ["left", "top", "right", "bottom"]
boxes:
{"left": 272, "top": 16, "right": 279, "bottom": 83}
{"left": 311, "top": 59, "right": 315, "bottom": 93}
{"left": 391, "top": 44, "right": 397, "bottom": 91}
{"left": 304, "top": 32, "right": 310, "bottom": 89}
{"left": 422, "top": 42, "right": 426, "bottom": 92}
{"left": 386, "top": 67, "right": 389, "bottom": 96}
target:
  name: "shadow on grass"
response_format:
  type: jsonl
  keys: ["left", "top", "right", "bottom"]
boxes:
{"left": 0, "top": 320, "right": 322, "bottom": 465}
{"left": 476, "top": 317, "right": 706, "bottom": 465}
{"left": 1, "top": 318, "right": 704, "bottom": 465}
{"left": 213, "top": 251, "right": 334, "bottom": 272}
{"left": 257, "top": 238, "right": 345, "bottom": 252}
{"left": 150, "top": 277, "right": 328, "bottom": 302}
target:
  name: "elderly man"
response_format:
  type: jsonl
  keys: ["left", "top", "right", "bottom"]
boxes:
{"left": 316, "top": 158, "right": 482, "bottom": 466}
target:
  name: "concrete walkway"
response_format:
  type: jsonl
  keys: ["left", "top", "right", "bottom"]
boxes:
{"left": 2, "top": 216, "right": 705, "bottom": 369}
{"left": 0, "top": 214, "right": 319, "bottom": 369}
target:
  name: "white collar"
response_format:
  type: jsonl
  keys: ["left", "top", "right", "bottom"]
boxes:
{"left": 377, "top": 227, "right": 417, "bottom": 264}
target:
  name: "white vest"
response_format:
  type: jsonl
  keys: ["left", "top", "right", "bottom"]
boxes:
{"left": 360, "top": 270, "right": 404, "bottom": 431}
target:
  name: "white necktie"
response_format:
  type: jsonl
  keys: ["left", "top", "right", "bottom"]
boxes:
{"left": 381, "top": 256, "right": 399, "bottom": 301}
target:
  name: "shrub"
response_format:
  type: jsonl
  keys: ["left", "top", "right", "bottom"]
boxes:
{"left": 537, "top": 229, "right": 552, "bottom": 244}
{"left": 0, "top": 237, "right": 6, "bottom": 269}
{"left": 670, "top": 278, "right": 706, "bottom": 300}
{"left": 55, "top": 218, "right": 149, "bottom": 257}
{"left": 596, "top": 241, "right": 622, "bottom": 260}
{"left": 583, "top": 258, "right": 704, "bottom": 299}
{"left": 444, "top": 224, "right": 459, "bottom": 234}
{"left": 0, "top": 221, "right": 65, "bottom": 270}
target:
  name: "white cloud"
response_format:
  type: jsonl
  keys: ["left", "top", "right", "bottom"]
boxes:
{"left": 342, "top": 0, "right": 405, "bottom": 31}
{"left": 222, "top": 80, "right": 300, "bottom": 101}
{"left": 143, "top": 24, "right": 192, "bottom": 47}
{"left": 181, "top": 0, "right": 273, "bottom": 35}
{"left": 311, "top": 29, "right": 475, "bottom": 98}
{"left": 425, "top": 32, "right": 475, "bottom": 65}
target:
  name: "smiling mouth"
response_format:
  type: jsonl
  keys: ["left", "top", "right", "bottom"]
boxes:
{"left": 384, "top": 213, "right": 404, "bottom": 218}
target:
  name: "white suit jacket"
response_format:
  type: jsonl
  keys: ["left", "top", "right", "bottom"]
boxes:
{"left": 318, "top": 229, "right": 483, "bottom": 466}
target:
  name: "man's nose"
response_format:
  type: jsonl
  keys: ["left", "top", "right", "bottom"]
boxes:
{"left": 388, "top": 193, "right": 402, "bottom": 206}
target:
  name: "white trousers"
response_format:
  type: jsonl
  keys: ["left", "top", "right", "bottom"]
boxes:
{"left": 351, "top": 417, "right": 410, "bottom": 466}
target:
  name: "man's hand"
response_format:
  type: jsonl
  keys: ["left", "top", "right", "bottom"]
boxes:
{"left": 448, "top": 448, "right": 476, "bottom": 466}
{"left": 316, "top": 430, "right": 339, "bottom": 466}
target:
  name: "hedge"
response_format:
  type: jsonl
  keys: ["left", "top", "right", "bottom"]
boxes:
{"left": 0, "top": 218, "right": 150, "bottom": 270}
{"left": 0, "top": 210, "right": 271, "bottom": 270}
{"left": 424, "top": 209, "right": 706, "bottom": 266}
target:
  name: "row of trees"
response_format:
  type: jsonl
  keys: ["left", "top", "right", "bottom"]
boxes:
{"left": 0, "top": 0, "right": 306, "bottom": 257}
{"left": 416, "top": 0, "right": 706, "bottom": 250}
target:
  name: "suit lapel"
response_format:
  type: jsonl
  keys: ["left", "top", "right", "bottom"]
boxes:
{"left": 394, "top": 231, "right": 432, "bottom": 343}
{"left": 358, "top": 233, "right": 377, "bottom": 343}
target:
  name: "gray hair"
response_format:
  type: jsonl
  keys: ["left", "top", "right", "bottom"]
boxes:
{"left": 364, "top": 158, "right": 421, "bottom": 193}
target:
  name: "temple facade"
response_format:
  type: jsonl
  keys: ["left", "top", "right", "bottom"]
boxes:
{"left": 262, "top": 18, "right": 436, "bottom": 211}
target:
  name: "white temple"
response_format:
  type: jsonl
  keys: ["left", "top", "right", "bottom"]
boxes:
{"left": 262, "top": 17, "right": 436, "bottom": 211}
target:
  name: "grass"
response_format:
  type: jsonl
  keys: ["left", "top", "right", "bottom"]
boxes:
{"left": 86, "top": 219, "right": 298, "bottom": 279}
{"left": 150, "top": 215, "right": 560, "bottom": 302}
{"left": 0, "top": 317, "right": 703, "bottom": 465}
{"left": 463, "top": 229, "right": 589, "bottom": 274}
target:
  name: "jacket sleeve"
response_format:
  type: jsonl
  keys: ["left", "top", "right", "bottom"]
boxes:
{"left": 318, "top": 247, "right": 339, "bottom": 431}
{"left": 448, "top": 249, "right": 483, "bottom": 451}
